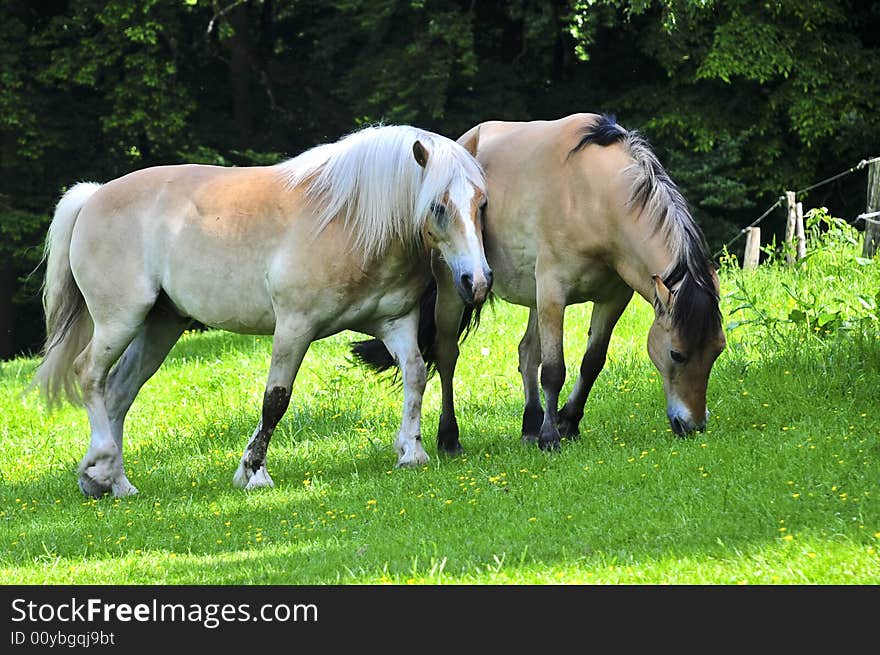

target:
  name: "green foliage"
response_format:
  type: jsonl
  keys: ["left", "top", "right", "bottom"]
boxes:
{"left": 697, "top": 12, "right": 795, "bottom": 84}
{"left": 1, "top": 0, "right": 879, "bottom": 357}
{"left": 32, "top": 1, "right": 198, "bottom": 163}
{"left": 723, "top": 207, "right": 880, "bottom": 347}
{"left": 0, "top": 196, "right": 47, "bottom": 305}
{"left": 574, "top": 0, "right": 880, "bottom": 196}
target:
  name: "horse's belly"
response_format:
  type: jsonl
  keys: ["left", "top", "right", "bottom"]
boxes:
{"left": 485, "top": 240, "right": 537, "bottom": 307}
{"left": 166, "top": 285, "right": 276, "bottom": 334}
{"left": 492, "top": 275, "right": 536, "bottom": 307}
{"left": 486, "top": 234, "right": 620, "bottom": 308}
{"left": 313, "top": 283, "right": 424, "bottom": 339}
{"left": 161, "top": 260, "right": 276, "bottom": 334}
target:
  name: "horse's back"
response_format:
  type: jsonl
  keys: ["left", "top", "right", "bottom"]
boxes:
{"left": 78, "top": 164, "right": 292, "bottom": 233}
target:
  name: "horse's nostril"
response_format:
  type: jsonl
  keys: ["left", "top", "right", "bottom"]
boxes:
{"left": 460, "top": 273, "right": 474, "bottom": 295}
{"left": 485, "top": 270, "right": 494, "bottom": 289}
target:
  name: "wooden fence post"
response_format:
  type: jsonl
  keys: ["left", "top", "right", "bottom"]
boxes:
{"left": 785, "top": 191, "right": 797, "bottom": 265}
{"left": 795, "top": 201, "right": 806, "bottom": 260}
{"left": 743, "top": 227, "right": 760, "bottom": 270}
{"left": 863, "top": 161, "right": 880, "bottom": 258}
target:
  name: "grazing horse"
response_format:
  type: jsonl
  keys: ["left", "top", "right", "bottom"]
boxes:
{"left": 34, "top": 124, "right": 491, "bottom": 498}
{"left": 354, "top": 113, "right": 725, "bottom": 452}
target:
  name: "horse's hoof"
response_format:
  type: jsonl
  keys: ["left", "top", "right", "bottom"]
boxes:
{"left": 557, "top": 407, "right": 583, "bottom": 439}
{"left": 111, "top": 477, "right": 139, "bottom": 498}
{"left": 557, "top": 420, "right": 581, "bottom": 440}
{"left": 437, "top": 441, "right": 464, "bottom": 457}
{"left": 232, "top": 461, "right": 250, "bottom": 489}
{"left": 396, "top": 450, "right": 430, "bottom": 468}
{"left": 244, "top": 466, "right": 274, "bottom": 490}
{"left": 538, "top": 438, "right": 562, "bottom": 452}
{"left": 78, "top": 473, "right": 111, "bottom": 499}
{"left": 395, "top": 434, "right": 430, "bottom": 467}
{"left": 521, "top": 433, "right": 539, "bottom": 445}
{"left": 538, "top": 424, "right": 562, "bottom": 451}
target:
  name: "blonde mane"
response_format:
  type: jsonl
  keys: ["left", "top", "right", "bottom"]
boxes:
{"left": 276, "top": 124, "right": 485, "bottom": 260}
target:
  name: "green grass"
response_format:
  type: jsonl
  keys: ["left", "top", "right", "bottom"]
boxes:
{"left": 2, "top": 240, "right": 879, "bottom": 584}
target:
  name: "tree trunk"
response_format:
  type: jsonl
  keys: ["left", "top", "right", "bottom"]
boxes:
{"left": 228, "top": 4, "right": 254, "bottom": 142}
{"left": 0, "top": 263, "right": 16, "bottom": 360}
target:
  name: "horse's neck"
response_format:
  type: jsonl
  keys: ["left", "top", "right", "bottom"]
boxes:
{"left": 613, "top": 217, "right": 677, "bottom": 304}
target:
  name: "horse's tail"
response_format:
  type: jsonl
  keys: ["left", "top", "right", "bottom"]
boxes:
{"left": 350, "top": 279, "right": 485, "bottom": 376}
{"left": 32, "top": 182, "right": 102, "bottom": 407}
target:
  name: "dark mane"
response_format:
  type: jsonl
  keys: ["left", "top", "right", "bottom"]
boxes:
{"left": 573, "top": 114, "right": 722, "bottom": 350}
{"left": 569, "top": 113, "right": 626, "bottom": 154}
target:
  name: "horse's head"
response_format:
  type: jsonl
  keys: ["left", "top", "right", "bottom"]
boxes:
{"left": 412, "top": 138, "right": 492, "bottom": 306}
{"left": 647, "top": 273, "right": 726, "bottom": 436}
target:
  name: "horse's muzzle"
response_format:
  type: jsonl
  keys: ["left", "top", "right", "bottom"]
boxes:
{"left": 457, "top": 268, "right": 492, "bottom": 306}
{"left": 668, "top": 413, "right": 707, "bottom": 436}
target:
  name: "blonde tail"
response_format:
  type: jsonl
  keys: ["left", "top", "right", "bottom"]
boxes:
{"left": 32, "top": 183, "right": 102, "bottom": 407}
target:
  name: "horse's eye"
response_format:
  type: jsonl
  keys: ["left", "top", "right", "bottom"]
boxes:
{"left": 430, "top": 202, "right": 446, "bottom": 217}
{"left": 670, "top": 350, "right": 687, "bottom": 364}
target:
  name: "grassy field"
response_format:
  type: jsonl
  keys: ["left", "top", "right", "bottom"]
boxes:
{"left": 2, "top": 224, "right": 879, "bottom": 584}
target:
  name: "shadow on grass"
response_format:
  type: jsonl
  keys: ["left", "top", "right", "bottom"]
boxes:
{"left": 163, "top": 327, "right": 374, "bottom": 365}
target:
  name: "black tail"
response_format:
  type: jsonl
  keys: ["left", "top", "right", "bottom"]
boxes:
{"left": 350, "top": 279, "right": 486, "bottom": 377}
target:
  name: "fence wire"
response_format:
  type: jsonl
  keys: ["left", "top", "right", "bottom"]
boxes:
{"left": 712, "top": 155, "right": 879, "bottom": 260}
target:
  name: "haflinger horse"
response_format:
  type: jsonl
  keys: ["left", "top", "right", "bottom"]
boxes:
{"left": 34, "top": 124, "right": 491, "bottom": 498}
{"left": 353, "top": 113, "right": 725, "bottom": 452}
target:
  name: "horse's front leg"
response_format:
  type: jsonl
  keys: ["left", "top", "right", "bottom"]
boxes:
{"left": 558, "top": 288, "right": 632, "bottom": 438}
{"left": 432, "top": 256, "right": 466, "bottom": 455}
{"left": 233, "top": 318, "right": 312, "bottom": 490}
{"left": 518, "top": 309, "right": 543, "bottom": 444}
{"left": 380, "top": 310, "right": 429, "bottom": 467}
{"left": 535, "top": 271, "right": 567, "bottom": 451}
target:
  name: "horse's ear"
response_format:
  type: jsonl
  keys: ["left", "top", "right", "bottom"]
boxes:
{"left": 413, "top": 140, "right": 430, "bottom": 168}
{"left": 653, "top": 275, "right": 673, "bottom": 313}
{"left": 710, "top": 266, "right": 721, "bottom": 294}
{"left": 460, "top": 126, "right": 480, "bottom": 156}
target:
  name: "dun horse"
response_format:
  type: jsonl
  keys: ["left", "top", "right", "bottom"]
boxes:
{"left": 354, "top": 113, "right": 725, "bottom": 452}
{"left": 35, "top": 125, "right": 491, "bottom": 497}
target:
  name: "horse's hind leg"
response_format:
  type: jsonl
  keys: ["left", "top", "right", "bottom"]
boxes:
{"left": 233, "top": 318, "right": 312, "bottom": 490}
{"left": 75, "top": 314, "right": 152, "bottom": 498}
{"left": 103, "top": 305, "right": 191, "bottom": 494}
{"left": 380, "top": 309, "right": 429, "bottom": 467}
{"left": 558, "top": 289, "right": 632, "bottom": 438}
{"left": 519, "top": 309, "right": 543, "bottom": 444}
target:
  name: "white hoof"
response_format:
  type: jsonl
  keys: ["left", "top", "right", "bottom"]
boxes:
{"left": 78, "top": 449, "right": 124, "bottom": 498}
{"left": 79, "top": 473, "right": 110, "bottom": 499}
{"left": 111, "top": 475, "right": 139, "bottom": 498}
{"left": 233, "top": 460, "right": 274, "bottom": 490}
{"left": 245, "top": 466, "right": 274, "bottom": 490}
{"left": 232, "top": 462, "right": 252, "bottom": 489}
{"left": 395, "top": 437, "right": 430, "bottom": 468}
{"left": 232, "top": 460, "right": 251, "bottom": 489}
